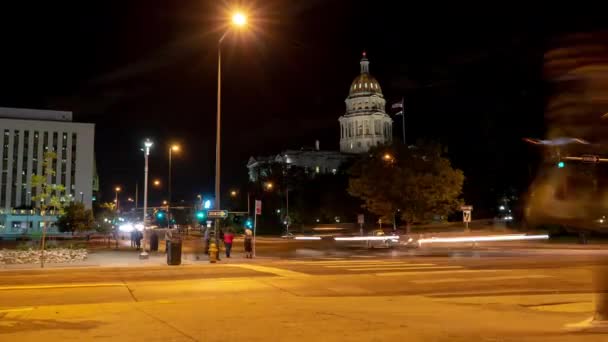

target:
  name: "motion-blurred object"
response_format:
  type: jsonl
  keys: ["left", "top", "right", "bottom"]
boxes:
{"left": 526, "top": 33, "right": 608, "bottom": 238}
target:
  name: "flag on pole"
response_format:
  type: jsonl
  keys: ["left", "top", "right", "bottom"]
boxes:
{"left": 392, "top": 98, "right": 404, "bottom": 115}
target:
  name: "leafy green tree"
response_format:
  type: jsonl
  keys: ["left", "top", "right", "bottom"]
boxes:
{"left": 94, "top": 202, "right": 117, "bottom": 236}
{"left": 348, "top": 141, "right": 464, "bottom": 225}
{"left": 31, "top": 151, "right": 66, "bottom": 267}
{"left": 56, "top": 202, "right": 94, "bottom": 234}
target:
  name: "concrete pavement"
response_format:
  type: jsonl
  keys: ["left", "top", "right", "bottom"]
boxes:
{"left": 1, "top": 253, "right": 607, "bottom": 341}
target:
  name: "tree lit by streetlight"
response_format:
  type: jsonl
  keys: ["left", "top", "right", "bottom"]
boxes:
{"left": 232, "top": 12, "right": 247, "bottom": 27}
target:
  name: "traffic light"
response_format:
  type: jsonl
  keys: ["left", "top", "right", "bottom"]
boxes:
{"left": 195, "top": 211, "right": 206, "bottom": 224}
{"left": 156, "top": 211, "right": 165, "bottom": 219}
{"left": 557, "top": 161, "right": 565, "bottom": 168}
{"left": 245, "top": 218, "right": 253, "bottom": 229}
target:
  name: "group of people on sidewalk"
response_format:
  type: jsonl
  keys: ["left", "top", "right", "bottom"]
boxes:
{"left": 204, "top": 227, "right": 253, "bottom": 259}
{"left": 129, "top": 230, "right": 143, "bottom": 250}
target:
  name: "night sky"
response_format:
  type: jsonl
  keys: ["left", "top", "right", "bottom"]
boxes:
{"left": 1, "top": 1, "right": 606, "bottom": 210}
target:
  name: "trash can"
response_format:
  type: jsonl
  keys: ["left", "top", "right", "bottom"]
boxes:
{"left": 150, "top": 231, "right": 159, "bottom": 252}
{"left": 167, "top": 239, "right": 182, "bottom": 265}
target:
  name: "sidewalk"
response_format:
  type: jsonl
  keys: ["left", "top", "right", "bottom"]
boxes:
{"left": 0, "top": 247, "right": 276, "bottom": 270}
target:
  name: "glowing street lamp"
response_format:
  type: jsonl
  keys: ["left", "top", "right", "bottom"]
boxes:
{"left": 232, "top": 12, "right": 247, "bottom": 27}
{"left": 265, "top": 182, "right": 274, "bottom": 191}
{"left": 383, "top": 153, "right": 394, "bottom": 162}
{"left": 230, "top": 190, "right": 238, "bottom": 197}
{"left": 168, "top": 144, "right": 180, "bottom": 206}
{"left": 153, "top": 179, "right": 161, "bottom": 187}
{"left": 213, "top": 11, "right": 249, "bottom": 259}
{"left": 114, "top": 187, "right": 121, "bottom": 211}
{"left": 141, "top": 138, "right": 153, "bottom": 259}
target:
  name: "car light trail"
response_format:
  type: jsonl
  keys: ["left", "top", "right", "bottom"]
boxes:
{"left": 294, "top": 236, "right": 322, "bottom": 240}
{"left": 418, "top": 234, "right": 549, "bottom": 245}
{"left": 334, "top": 236, "right": 400, "bottom": 241}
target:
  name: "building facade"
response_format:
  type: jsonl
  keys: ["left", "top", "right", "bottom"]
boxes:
{"left": 0, "top": 107, "right": 95, "bottom": 233}
{"left": 247, "top": 141, "right": 350, "bottom": 182}
{"left": 339, "top": 52, "right": 393, "bottom": 154}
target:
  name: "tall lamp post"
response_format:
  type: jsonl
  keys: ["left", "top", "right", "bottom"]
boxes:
{"left": 168, "top": 144, "right": 180, "bottom": 227}
{"left": 214, "top": 12, "right": 247, "bottom": 240}
{"left": 140, "top": 139, "right": 153, "bottom": 259}
{"left": 114, "top": 187, "right": 121, "bottom": 212}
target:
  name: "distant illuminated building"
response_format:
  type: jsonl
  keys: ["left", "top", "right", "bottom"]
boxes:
{"left": 339, "top": 52, "right": 393, "bottom": 153}
{"left": 248, "top": 53, "right": 393, "bottom": 180}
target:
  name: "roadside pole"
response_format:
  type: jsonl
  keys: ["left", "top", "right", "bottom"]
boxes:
{"left": 460, "top": 205, "right": 473, "bottom": 232}
{"left": 254, "top": 200, "right": 262, "bottom": 258}
{"left": 357, "top": 214, "right": 364, "bottom": 236}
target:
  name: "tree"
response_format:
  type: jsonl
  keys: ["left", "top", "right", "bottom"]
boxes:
{"left": 31, "top": 151, "right": 66, "bottom": 267}
{"left": 94, "top": 202, "right": 118, "bottom": 240}
{"left": 56, "top": 202, "right": 94, "bottom": 234}
{"left": 348, "top": 141, "right": 464, "bottom": 225}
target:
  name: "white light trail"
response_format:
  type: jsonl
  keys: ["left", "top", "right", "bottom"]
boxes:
{"left": 418, "top": 234, "right": 549, "bottom": 245}
{"left": 334, "top": 236, "right": 400, "bottom": 242}
{"left": 294, "top": 236, "right": 322, "bottom": 240}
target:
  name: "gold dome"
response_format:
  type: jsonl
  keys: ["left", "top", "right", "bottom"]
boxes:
{"left": 348, "top": 52, "right": 383, "bottom": 96}
{"left": 349, "top": 73, "right": 383, "bottom": 96}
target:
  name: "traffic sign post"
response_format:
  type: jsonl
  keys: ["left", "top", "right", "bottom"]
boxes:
{"left": 357, "top": 214, "right": 364, "bottom": 236}
{"left": 254, "top": 200, "right": 262, "bottom": 257}
{"left": 460, "top": 205, "right": 473, "bottom": 231}
{"left": 207, "top": 210, "right": 228, "bottom": 219}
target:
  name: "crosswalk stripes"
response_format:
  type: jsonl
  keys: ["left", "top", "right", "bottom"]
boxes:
{"left": 285, "top": 259, "right": 464, "bottom": 274}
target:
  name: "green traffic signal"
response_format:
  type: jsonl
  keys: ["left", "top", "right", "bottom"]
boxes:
{"left": 196, "top": 211, "right": 205, "bottom": 219}
{"left": 557, "top": 161, "right": 565, "bottom": 168}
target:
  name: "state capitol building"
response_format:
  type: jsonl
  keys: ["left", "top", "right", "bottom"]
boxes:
{"left": 247, "top": 53, "right": 394, "bottom": 181}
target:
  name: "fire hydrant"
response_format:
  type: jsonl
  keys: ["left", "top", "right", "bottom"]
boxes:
{"left": 209, "top": 241, "right": 218, "bottom": 263}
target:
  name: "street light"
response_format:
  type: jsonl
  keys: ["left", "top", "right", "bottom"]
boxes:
{"left": 230, "top": 190, "right": 237, "bottom": 197}
{"left": 215, "top": 11, "right": 248, "bottom": 244}
{"left": 168, "top": 144, "right": 180, "bottom": 206}
{"left": 264, "top": 182, "right": 274, "bottom": 191}
{"left": 153, "top": 179, "right": 161, "bottom": 187}
{"left": 140, "top": 139, "right": 153, "bottom": 259}
{"left": 383, "top": 153, "right": 394, "bottom": 162}
{"left": 114, "top": 187, "right": 121, "bottom": 211}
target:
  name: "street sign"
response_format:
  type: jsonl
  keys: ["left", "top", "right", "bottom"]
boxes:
{"left": 357, "top": 214, "right": 364, "bottom": 224}
{"left": 207, "top": 210, "right": 228, "bottom": 219}
{"left": 582, "top": 154, "right": 600, "bottom": 163}
{"left": 463, "top": 211, "right": 471, "bottom": 223}
{"left": 460, "top": 205, "right": 473, "bottom": 211}
{"left": 255, "top": 200, "right": 262, "bottom": 215}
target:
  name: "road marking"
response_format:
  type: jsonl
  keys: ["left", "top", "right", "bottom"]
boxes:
{"left": 0, "top": 307, "right": 34, "bottom": 313}
{"left": 351, "top": 255, "right": 375, "bottom": 258}
{"left": 376, "top": 269, "right": 502, "bottom": 276}
{"left": 348, "top": 266, "right": 463, "bottom": 272}
{"left": 411, "top": 274, "right": 553, "bottom": 284}
{"left": 324, "top": 263, "right": 436, "bottom": 268}
{"left": 0, "top": 283, "right": 126, "bottom": 291}
{"left": 287, "top": 260, "right": 417, "bottom": 265}
{"left": 227, "top": 264, "right": 310, "bottom": 278}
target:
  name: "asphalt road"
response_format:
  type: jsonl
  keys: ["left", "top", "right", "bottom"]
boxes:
{"left": 2, "top": 240, "right": 608, "bottom": 341}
